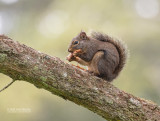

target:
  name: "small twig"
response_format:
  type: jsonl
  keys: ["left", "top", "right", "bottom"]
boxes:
{"left": 0, "top": 80, "right": 15, "bottom": 92}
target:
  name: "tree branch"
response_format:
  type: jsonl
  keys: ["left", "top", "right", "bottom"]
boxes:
{"left": 0, "top": 35, "right": 160, "bottom": 121}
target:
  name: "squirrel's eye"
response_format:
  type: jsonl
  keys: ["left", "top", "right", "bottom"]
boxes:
{"left": 73, "top": 41, "right": 79, "bottom": 45}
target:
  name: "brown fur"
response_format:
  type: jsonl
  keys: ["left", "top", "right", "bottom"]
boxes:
{"left": 67, "top": 31, "right": 128, "bottom": 82}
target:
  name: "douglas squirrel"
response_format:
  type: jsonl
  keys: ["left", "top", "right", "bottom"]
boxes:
{"left": 66, "top": 31, "right": 128, "bottom": 82}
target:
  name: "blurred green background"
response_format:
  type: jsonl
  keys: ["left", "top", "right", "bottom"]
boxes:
{"left": 0, "top": 0, "right": 160, "bottom": 121}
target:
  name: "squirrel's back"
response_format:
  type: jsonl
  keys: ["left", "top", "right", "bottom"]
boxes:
{"left": 91, "top": 31, "right": 128, "bottom": 80}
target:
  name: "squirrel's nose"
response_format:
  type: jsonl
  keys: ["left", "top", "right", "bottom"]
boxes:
{"left": 68, "top": 48, "right": 72, "bottom": 52}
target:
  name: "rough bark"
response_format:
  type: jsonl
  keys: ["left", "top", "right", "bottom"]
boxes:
{"left": 0, "top": 35, "right": 160, "bottom": 121}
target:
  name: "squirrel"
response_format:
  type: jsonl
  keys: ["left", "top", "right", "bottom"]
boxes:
{"left": 66, "top": 31, "right": 128, "bottom": 82}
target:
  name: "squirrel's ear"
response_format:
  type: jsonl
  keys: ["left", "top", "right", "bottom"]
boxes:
{"left": 80, "top": 31, "right": 89, "bottom": 40}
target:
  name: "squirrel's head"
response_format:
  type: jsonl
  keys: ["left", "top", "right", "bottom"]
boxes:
{"left": 68, "top": 31, "right": 89, "bottom": 53}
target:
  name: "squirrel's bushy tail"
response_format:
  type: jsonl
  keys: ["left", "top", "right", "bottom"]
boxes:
{"left": 91, "top": 31, "right": 128, "bottom": 80}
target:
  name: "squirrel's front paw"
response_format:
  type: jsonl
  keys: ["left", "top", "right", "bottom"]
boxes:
{"left": 66, "top": 53, "right": 76, "bottom": 62}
